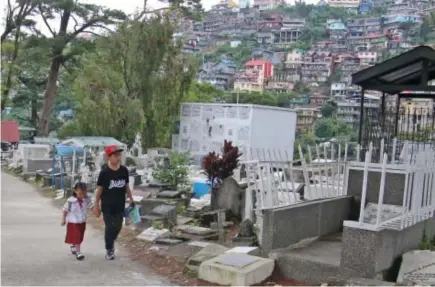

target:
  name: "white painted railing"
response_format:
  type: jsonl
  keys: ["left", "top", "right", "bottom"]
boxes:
{"left": 241, "top": 144, "right": 354, "bottom": 210}
{"left": 344, "top": 142, "right": 435, "bottom": 231}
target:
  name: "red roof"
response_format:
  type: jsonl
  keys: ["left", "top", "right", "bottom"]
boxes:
{"left": 245, "top": 59, "right": 270, "bottom": 66}
{"left": 1, "top": 121, "right": 20, "bottom": 143}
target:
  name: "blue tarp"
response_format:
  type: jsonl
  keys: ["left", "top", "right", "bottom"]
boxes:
{"left": 54, "top": 144, "right": 84, "bottom": 157}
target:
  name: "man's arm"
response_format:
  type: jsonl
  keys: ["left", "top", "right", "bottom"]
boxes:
{"left": 93, "top": 186, "right": 103, "bottom": 216}
{"left": 126, "top": 185, "right": 134, "bottom": 205}
{"left": 94, "top": 170, "right": 105, "bottom": 216}
{"left": 125, "top": 167, "right": 135, "bottom": 205}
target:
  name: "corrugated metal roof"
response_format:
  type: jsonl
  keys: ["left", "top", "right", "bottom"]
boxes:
{"left": 1, "top": 121, "right": 20, "bottom": 143}
{"left": 62, "top": 136, "right": 125, "bottom": 147}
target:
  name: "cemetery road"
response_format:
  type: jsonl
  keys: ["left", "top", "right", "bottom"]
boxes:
{"left": 1, "top": 172, "right": 169, "bottom": 286}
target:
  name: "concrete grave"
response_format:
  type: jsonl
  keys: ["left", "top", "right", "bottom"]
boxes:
{"left": 199, "top": 253, "right": 274, "bottom": 286}
{"left": 137, "top": 227, "right": 170, "bottom": 242}
{"left": 233, "top": 218, "right": 256, "bottom": 246}
{"left": 177, "top": 225, "right": 216, "bottom": 235}
{"left": 188, "top": 241, "right": 211, "bottom": 248}
{"left": 177, "top": 216, "right": 194, "bottom": 225}
{"left": 397, "top": 250, "right": 435, "bottom": 285}
{"left": 225, "top": 246, "right": 260, "bottom": 256}
{"left": 215, "top": 177, "right": 245, "bottom": 219}
{"left": 155, "top": 238, "right": 184, "bottom": 246}
{"left": 186, "top": 243, "right": 229, "bottom": 272}
{"left": 363, "top": 203, "right": 404, "bottom": 225}
{"left": 157, "top": 190, "right": 182, "bottom": 199}
{"left": 140, "top": 204, "right": 177, "bottom": 229}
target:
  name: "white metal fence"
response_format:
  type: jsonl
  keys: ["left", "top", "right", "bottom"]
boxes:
{"left": 240, "top": 144, "right": 353, "bottom": 211}
{"left": 344, "top": 141, "right": 435, "bottom": 231}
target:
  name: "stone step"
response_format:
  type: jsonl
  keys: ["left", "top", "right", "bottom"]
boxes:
{"left": 274, "top": 240, "right": 343, "bottom": 285}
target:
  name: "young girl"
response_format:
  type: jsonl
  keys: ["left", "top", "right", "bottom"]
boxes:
{"left": 61, "top": 182, "right": 94, "bottom": 260}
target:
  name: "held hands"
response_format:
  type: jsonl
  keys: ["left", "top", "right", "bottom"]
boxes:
{"left": 61, "top": 219, "right": 66, "bottom": 226}
{"left": 93, "top": 206, "right": 101, "bottom": 218}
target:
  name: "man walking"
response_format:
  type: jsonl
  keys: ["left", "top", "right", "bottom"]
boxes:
{"left": 93, "top": 145, "right": 134, "bottom": 260}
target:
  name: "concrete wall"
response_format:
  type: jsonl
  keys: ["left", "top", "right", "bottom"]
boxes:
{"left": 347, "top": 169, "right": 405, "bottom": 206}
{"left": 25, "top": 159, "right": 52, "bottom": 173}
{"left": 340, "top": 215, "right": 435, "bottom": 279}
{"left": 260, "top": 196, "right": 352, "bottom": 255}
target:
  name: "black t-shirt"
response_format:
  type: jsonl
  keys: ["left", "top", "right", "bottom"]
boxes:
{"left": 97, "top": 165, "right": 129, "bottom": 214}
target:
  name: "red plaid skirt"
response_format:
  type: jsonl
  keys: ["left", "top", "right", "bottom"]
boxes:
{"left": 65, "top": 222, "right": 86, "bottom": 245}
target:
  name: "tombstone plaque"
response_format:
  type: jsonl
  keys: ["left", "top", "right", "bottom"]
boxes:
{"left": 363, "top": 203, "right": 404, "bottom": 225}
{"left": 137, "top": 227, "right": 170, "bottom": 242}
{"left": 215, "top": 253, "right": 260, "bottom": 268}
{"left": 397, "top": 250, "right": 435, "bottom": 285}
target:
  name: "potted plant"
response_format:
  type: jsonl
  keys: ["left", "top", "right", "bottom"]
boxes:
{"left": 202, "top": 140, "right": 242, "bottom": 210}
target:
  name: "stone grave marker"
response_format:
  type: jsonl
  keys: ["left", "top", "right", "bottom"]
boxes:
{"left": 216, "top": 253, "right": 259, "bottom": 268}
{"left": 155, "top": 238, "right": 184, "bottom": 246}
{"left": 153, "top": 204, "right": 177, "bottom": 223}
{"left": 363, "top": 203, "right": 404, "bottom": 225}
{"left": 199, "top": 253, "right": 275, "bottom": 286}
{"left": 137, "top": 227, "right": 170, "bottom": 242}
{"left": 156, "top": 190, "right": 182, "bottom": 199}
{"left": 397, "top": 250, "right": 435, "bottom": 285}
{"left": 178, "top": 225, "right": 215, "bottom": 235}
{"left": 186, "top": 243, "right": 229, "bottom": 272}
{"left": 225, "top": 246, "right": 260, "bottom": 256}
{"left": 177, "top": 216, "right": 194, "bottom": 225}
{"left": 188, "top": 241, "right": 210, "bottom": 248}
{"left": 233, "top": 218, "right": 256, "bottom": 246}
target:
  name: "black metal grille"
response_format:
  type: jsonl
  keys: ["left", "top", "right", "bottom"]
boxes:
{"left": 361, "top": 105, "right": 435, "bottom": 162}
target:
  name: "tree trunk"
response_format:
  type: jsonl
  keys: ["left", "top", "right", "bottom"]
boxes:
{"left": 30, "top": 95, "right": 38, "bottom": 127}
{"left": 2, "top": 22, "right": 22, "bottom": 112}
{"left": 38, "top": 59, "right": 61, "bottom": 136}
{"left": 211, "top": 187, "right": 219, "bottom": 210}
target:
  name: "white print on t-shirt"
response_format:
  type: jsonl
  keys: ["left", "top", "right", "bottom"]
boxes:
{"left": 108, "top": 179, "right": 126, "bottom": 189}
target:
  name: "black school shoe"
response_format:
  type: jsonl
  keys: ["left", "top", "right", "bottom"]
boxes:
{"left": 76, "top": 252, "right": 85, "bottom": 260}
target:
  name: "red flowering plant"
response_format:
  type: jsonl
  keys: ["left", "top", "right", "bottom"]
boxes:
{"left": 202, "top": 140, "right": 243, "bottom": 188}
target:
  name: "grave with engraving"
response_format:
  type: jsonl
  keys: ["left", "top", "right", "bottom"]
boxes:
{"left": 397, "top": 250, "right": 435, "bottom": 285}
{"left": 363, "top": 203, "right": 404, "bottom": 225}
{"left": 137, "top": 227, "right": 170, "bottom": 242}
{"left": 198, "top": 253, "right": 275, "bottom": 286}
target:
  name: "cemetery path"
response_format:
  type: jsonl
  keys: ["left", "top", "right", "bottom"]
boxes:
{"left": 1, "top": 172, "right": 170, "bottom": 286}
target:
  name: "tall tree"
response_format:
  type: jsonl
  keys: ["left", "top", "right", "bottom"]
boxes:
{"left": 1, "top": 0, "right": 37, "bottom": 43}
{"left": 61, "top": 12, "right": 197, "bottom": 148}
{"left": 36, "top": 0, "right": 126, "bottom": 136}
{"left": 1, "top": 0, "right": 38, "bottom": 111}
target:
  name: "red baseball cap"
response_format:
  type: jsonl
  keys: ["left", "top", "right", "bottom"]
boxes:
{"left": 105, "top": 144, "right": 124, "bottom": 157}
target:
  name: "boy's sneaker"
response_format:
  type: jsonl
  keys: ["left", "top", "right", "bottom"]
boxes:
{"left": 76, "top": 252, "right": 85, "bottom": 261}
{"left": 105, "top": 249, "right": 115, "bottom": 260}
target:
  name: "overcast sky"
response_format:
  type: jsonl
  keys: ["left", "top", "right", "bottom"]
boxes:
{"left": 0, "top": 0, "right": 316, "bottom": 36}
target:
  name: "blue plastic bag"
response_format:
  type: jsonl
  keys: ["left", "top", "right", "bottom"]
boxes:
{"left": 131, "top": 207, "right": 141, "bottom": 224}
{"left": 124, "top": 206, "right": 141, "bottom": 224}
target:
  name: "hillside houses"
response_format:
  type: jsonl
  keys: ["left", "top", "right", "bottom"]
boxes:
{"left": 178, "top": 0, "right": 435, "bottom": 133}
